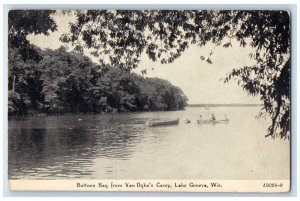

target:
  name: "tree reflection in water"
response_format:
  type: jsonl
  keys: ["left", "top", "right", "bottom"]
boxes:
{"left": 9, "top": 114, "right": 146, "bottom": 179}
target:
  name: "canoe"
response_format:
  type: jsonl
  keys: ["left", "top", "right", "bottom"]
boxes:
{"left": 197, "top": 119, "right": 229, "bottom": 124}
{"left": 149, "top": 119, "right": 179, "bottom": 126}
{"left": 218, "top": 119, "right": 230, "bottom": 122}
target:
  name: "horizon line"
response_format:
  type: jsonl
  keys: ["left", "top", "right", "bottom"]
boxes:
{"left": 187, "top": 103, "right": 262, "bottom": 106}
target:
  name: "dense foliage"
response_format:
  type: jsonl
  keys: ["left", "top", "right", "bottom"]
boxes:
{"left": 8, "top": 47, "right": 188, "bottom": 116}
{"left": 8, "top": 10, "right": 57, "bottom": 62}
{"left": 61, "top": 10, "right": 290, "bottom": 139}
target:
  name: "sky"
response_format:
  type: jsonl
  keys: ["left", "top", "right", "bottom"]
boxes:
{"left": 27, "top": 12, "right": 261, "bottom": 105}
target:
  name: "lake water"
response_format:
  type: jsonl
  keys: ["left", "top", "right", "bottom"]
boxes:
{"left": 8, "top": 106, "right": 290, "bottom": 180}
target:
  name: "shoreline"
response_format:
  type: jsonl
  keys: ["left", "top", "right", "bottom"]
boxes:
{"left": 8, "top": 104, "right": 263, "bottom": 120}
{"left": 8, "top": 108, "right": 186, "bottom": 120}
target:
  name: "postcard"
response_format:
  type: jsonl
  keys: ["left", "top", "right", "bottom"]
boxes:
{"left": 7, "top": 9, "right": 291, "bottom": 192}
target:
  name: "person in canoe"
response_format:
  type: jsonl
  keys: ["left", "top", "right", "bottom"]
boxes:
{"left": 211, "top": 113, "right": 216, "bottom": 121}
{"left": 199, "top": 115, "right": 203, "bottom": 121}
{"left": 197, "top": 115, "right": 203, "bottom": 124}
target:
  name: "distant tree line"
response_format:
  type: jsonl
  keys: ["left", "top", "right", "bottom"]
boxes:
{"left": 8, "top": 46, "right": 188, "bottom": 116}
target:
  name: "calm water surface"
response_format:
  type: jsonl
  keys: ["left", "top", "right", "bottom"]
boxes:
{"left": 8, "top": 107, "right": 290, "bottom": 180}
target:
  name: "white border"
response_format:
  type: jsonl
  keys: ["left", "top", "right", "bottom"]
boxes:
{"left": 1, "top": 1, "right": 299, "bottom": 200}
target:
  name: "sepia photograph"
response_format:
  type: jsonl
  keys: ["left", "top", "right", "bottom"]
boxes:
{"left": 7, "top": 9, "right": 291, "bottom": 192}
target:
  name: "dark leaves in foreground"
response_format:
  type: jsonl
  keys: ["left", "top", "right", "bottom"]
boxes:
{"left": 61, "top": 10, "right": 290, "bottom": 139}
